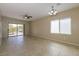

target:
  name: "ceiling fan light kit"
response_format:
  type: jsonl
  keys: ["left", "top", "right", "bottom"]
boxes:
{"left": 48, "top": 3, "right": 60, "bottom": 16}
{"left": 48, "top": 10, "right": 58, "bottom": 16}
{"left": 48, "top": 6, "right": 58, "bottom": 16}
{"left": 24, "top": 17, "right": 28, "bottom": 19}
{"left": 23, "top": 14, "right": 32, "bottom": 20}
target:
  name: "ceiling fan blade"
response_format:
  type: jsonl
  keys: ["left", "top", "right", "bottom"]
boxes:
{"left": 29, "top": 16, "right": 32, "bottom": 18}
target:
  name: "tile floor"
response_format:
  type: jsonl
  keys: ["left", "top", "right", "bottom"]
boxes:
{"left": 0, "top": 36, "right": 79, "bottom": 56}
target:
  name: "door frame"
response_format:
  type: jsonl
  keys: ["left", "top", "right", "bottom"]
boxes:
{"left": 8, "top": 23, "right": 24, "bottom": 37}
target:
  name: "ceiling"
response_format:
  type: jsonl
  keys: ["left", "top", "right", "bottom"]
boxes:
{"left": 0, "top": 3, "right": 79, "bottom": 21}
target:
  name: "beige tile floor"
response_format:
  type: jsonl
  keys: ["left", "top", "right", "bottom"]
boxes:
{"left": 0, "top": 36, "right": 79, "bottom": 56}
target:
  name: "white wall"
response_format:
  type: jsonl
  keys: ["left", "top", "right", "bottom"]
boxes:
{"left": 31, "top": 7, "right": 79, "bottom": 46}
{"left": 2, "top": 16, "right": 29, "bottom": 39}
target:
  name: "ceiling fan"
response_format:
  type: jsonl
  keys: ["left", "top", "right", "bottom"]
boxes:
{"left": 48, "top": 3, "right": 61, "bottom": 16}
{"left": 23, "top": 14, "right": 32, "bottom": 20}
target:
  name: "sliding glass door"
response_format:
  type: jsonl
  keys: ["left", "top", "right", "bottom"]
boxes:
{"left": 17, "top": 24, "right": 23, "bottom": 35}
{"left": 8, "top": 24, "right": 23, "bottom": 36}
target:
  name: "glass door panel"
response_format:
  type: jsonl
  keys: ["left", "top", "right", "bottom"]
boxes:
{"left": 17, "top": 24, "right": 23, "bottom": 35}
{"left": 8, "top": 24, "right": 23, "bottom": 36}
{"left": 9, "top": 24, "right": 17, "bottom": 36}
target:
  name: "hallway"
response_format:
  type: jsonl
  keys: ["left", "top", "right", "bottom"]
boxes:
{"left": 0, "top": 36, "right": 79, "bottom": 56}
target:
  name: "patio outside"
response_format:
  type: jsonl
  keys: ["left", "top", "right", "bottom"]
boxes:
{"left": 8, "top": 24, "right": 23, "bottom": 36}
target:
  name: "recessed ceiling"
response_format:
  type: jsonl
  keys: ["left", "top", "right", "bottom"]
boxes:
{"left": 0, "top": 3, "right": 79, "bottom": 21}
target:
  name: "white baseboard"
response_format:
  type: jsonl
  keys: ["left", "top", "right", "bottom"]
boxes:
{"left": 31, "top": 35, "right": 79, "bottom": 47}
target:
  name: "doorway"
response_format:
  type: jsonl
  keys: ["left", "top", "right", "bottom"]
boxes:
{"left": 8, "top": 24, "right": 24, "bottom": 36}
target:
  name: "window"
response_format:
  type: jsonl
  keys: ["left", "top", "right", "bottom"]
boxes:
{"left": 60, "top": 18, "right": 71, "bottom": 34}
{"left": 51, "top": 20, "right": 59, "bottom": 33}
{"left": 51, "top": 17, "right": 71, "bottom": 34}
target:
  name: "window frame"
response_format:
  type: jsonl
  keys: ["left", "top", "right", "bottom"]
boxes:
{"left": 50, "top": 17, "right": 71, "bottom": 35}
